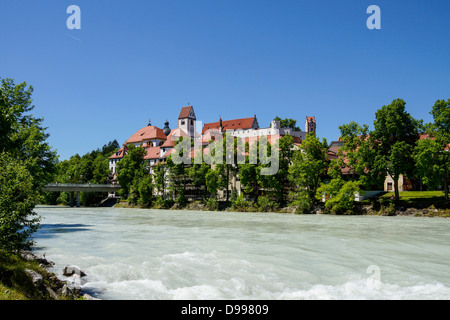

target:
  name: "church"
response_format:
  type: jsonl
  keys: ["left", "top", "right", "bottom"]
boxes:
{"left": 108, "top": 105, "right": 316, "bottom": 198}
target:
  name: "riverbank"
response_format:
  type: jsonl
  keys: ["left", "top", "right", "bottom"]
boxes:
{"left": 113, "top": 197, "right": 450, "bottom": 218}
{"left": 0, "top": 250, "right": 96, "bottom": 300}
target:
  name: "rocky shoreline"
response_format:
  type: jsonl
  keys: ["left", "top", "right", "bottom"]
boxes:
{"left": 20, "top": 250, "right": 99, "bottom": 300}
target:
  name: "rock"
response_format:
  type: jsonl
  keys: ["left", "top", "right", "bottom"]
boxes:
{"left": 63, "top": 265, "right": 86, "bottom": 277}
{"left": 25, "top": 269, "right": 43, "bottom": 286}
{"left": 83, "top": 293, "right": 101, "bottom": 300}
{"left": 66, "top": 274, "right": 86, "bottom": 289}
{"left": 46, "top": 286, "right": 60, "bottom": 300}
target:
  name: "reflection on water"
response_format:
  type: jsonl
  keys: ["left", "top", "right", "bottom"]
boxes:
{"left": 32, "top": 206, "right": 450, "bottom": 300}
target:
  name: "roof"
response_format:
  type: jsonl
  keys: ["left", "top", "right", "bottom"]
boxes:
{"left": 306, "top": 116, "right": 316, "bottom": 123}
{"left": 178, "top": 106, "right": 196, "bottom": 119}
{"left": 125, "top": 125, "right": 167, "bottom": 144}
{"left": 143, "top": 146, "right": 161, "bottom": 160}
{"left": 161, "top": 128, "right": 190, "bottom": 148}
{"left": 109, "top": 146, "right": 127, "bottom": 159}
{"left": 202, "top": 117, "right": 258, "bottom": 134}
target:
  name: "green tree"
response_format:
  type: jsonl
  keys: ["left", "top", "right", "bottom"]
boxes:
{"left": 0, "top": 153, "right": 40, "bottom": 253}
{"left": 372, "top": 99, "right": 421, "bottom": 201}
{"left": 0, "top": 78, "right": 58, "bottom": 188}
{"left": 0, "top": 78, "right": 57, "bottom": 251}
{"left": 154, "top": 162, "right": 168, "bottom": 199}
{"left": 205, "top": 169, "right": 219, "bottom": 198}
{"left": 116, "top": 145, "right": 147, "bottom": 198}
{"left": 415, "top": 99, "right": 450, "bottom": 200}
{"left": 288, "top": 134, "right": 328, "bottom": 212}
{"left": 273, "top": 116, "right": 300, "bottom": 131}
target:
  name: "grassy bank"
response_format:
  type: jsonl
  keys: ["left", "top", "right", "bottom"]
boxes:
{"left": 0, "top": 252, "right": 84, "bottom": 300}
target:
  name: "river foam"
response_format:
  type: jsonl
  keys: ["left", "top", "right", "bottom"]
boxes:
{"left": 33, "top": 206, "right": 450, "bottom": 300}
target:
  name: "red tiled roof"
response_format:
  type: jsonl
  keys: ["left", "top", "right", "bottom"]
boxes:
{"left": 161, "top": 128, "right": 190, "bottom": 148}
{"left": 202, "top": 117, "right": 257, "bottom": 134}
{"left": 125, "top": 126, "right": 167, "bottom": 144}
{"left": 144, "top": 146, "right": 161, "bottom": 160}
{"left": 109, "top": 146, "right": 127, "bottom": 159}
{"left": 178, "top": 106, "right": 195, "bottom": 119}
{"left": 306, "top": 116, "right": 316, "bottom": 123}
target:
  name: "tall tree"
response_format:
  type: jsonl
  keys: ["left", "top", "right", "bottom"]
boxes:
{"left": 372, "top": 99, "right": 421, "bottom": 201}
{"left": 288, "top": 133, "right": 329, "bottom": 210}
{"left": 0, "top": 78, "right": 57, "bottom": 251}
{"left": 415, "top": 99, "right": 450, "bottom": 200}
{"left": 116, "top": 145, "right": 147, "bottom": 198}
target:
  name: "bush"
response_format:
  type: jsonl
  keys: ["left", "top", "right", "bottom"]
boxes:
{"left": 232, "top": 194, "right": 253, "bottom": 211}
{"left": 289, "top": 190, "right": 314, "bottom": 214}
{"left": 257, "top": 195, "right": 278, "bottom": 212}
{"left": 153, "top": 196, "right": 174, "bottom": 209}
{"left": 318, "top": 179, "right": 360, "bottom": 214}
{"left": 205, "top": 198, "right": 218, "bottom": 211}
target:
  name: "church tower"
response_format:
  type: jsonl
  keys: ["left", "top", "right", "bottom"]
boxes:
{"left": 178, "top": 105, "right": 196, "bottom": 138}
{"left": 305, "top": 116, "right": 316, "bottom": 134}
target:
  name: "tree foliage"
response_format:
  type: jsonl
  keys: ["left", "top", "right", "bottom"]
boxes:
{"left": 0, "top": 78, "right": 57, "bottom": 252}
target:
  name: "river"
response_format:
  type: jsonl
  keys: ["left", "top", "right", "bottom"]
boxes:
{"left": 32, "top": 206, "right": 450, "bottom": 300}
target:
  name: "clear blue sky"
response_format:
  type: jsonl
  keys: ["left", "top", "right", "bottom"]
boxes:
{"left": 1, "top": 0, "right": 449, "bottom": 160}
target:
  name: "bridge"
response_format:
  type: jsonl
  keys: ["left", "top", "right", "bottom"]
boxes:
{"left": 43, "top": 183, "right": 121, "bottom": 207}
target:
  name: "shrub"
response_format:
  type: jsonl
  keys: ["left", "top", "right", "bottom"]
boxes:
{"left": 318, "top": 179, "right": 360, "bottom": 214}
{"left": 205, "top": 198, "right": 218, "bottom": 211}
{"left": 289, "top": 190, "right": 314, "bottom": 214}
{"left": 257, "top": 195, "right": 278, "bottom": 212}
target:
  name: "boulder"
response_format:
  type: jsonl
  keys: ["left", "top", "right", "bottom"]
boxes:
{"left": 25, "top": 269, "right": 43, "bottom": 286}
{"left": 63, "top": 265, "right": 86, "bottom": 277}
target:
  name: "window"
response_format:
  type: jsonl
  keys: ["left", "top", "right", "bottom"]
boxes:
{"left": 181, "top": 120, "right": 185, "bottom": 125}
{"left": 190, "top": 119, "right": 194, "bottom": 125}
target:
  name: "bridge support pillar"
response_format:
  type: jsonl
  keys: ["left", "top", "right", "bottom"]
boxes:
{"left": 70, "top": 192, "right": 74, "bottom": 207}
{"left": 76, "top": 191, "right": 81, "bottom": 207}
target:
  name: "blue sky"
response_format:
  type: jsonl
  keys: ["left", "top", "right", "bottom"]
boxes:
{"left": 1, "top": 0, "right": 449, "bottom": 160}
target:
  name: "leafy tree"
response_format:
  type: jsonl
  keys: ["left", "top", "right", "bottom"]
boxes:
{"left": 372, "top": 99, "right": 421, "bottom": 201}
{"left": 117, "top": 145, "right": 147, "bottom": 198}
{"left": 0, "top": 152, "right": 40, "bottom": 253}
{"left": 205, "top": 169, "right": 219, "bottom": 198}
{"left": 0, "top": 78, "right": 58, "bottom": 188}
{"left": 273, "top": 116, "right": 300, "bottom": 131}
{"left": 415, "top": 99, "right": 450, "bottom": 200}
{"left": 288, "top": 134, "right": 328, "bottom": 211}
{"left": 188, "top": 149, "right": 210, "bottom": 199}
{"left": 154, "top": 162, "right": 168, "bottom": 199}
{"left": 137, "top": 174, "right": 153, "bottom": 207}
{"left": 0, "top": 78, "right": 57, "bottom": 251}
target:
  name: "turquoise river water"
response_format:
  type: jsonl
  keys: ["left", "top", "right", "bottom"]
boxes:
{"left": 32, "top": 206, "right": 450, "bottom": 300}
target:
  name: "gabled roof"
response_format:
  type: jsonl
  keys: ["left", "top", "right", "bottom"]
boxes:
{"left": 178, "top": 106, "right": 196, "bottom": 119}
{"left": 109, "top": 146, "right": 127, "bottom": 159}
{"left": 202, "top": 116, "right": 258, "bottom": 134}
{"left": 125, "top": 125, "right": 167, "bottom": 144}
